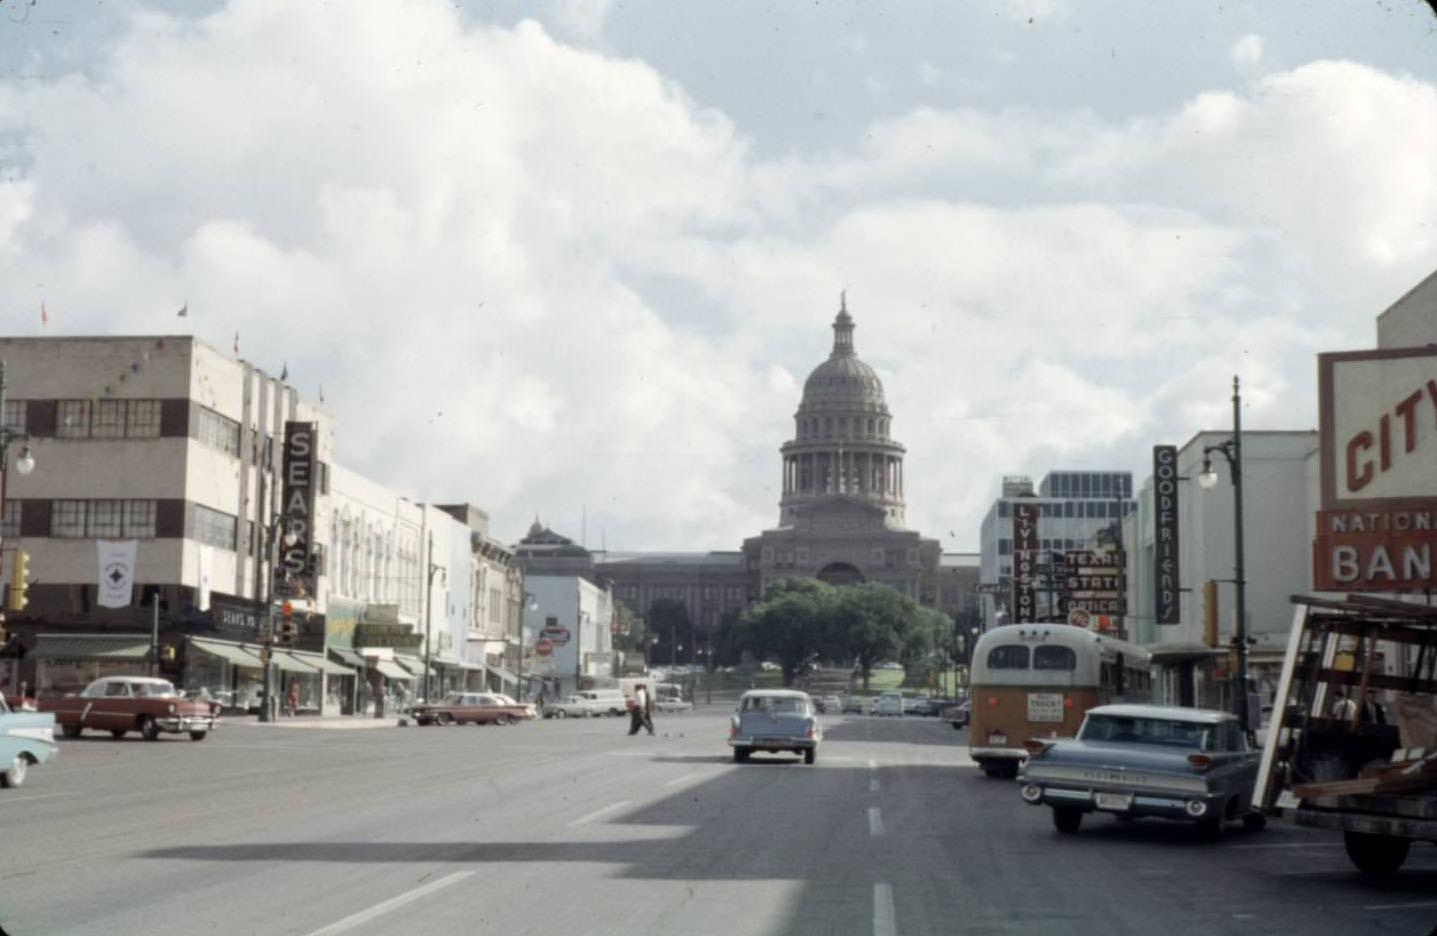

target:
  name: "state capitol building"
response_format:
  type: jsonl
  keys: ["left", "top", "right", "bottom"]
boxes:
{"left": 516, "top": 299, "right": 977, "bottom": 636}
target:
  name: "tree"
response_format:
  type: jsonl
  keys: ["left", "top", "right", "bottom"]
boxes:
{"left": 611, "top": 602, "right": 647, "bottom": 652}
{"left": 833, "top": 583, "right": 918, "bottom": 690}
{"left": 733, "top": 578, "right": 840, "bottom": 686}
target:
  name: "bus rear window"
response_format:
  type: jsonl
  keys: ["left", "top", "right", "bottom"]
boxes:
{"left": 1033, "top": 646, "right": 1076, "bottom": 670}
{"left": 987, "top": 645, "right": 1029, "bottom": 669}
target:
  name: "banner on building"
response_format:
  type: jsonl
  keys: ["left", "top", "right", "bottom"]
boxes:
{"left": 281, "top": 421, "right": 318, "bottom": 597}
{"left": 1315, "top": 347, "right": 1437, "bottom": 591}
{"left": 96, "top": 539, "right": 138, "bottom": 608}
{"left": 1011, "top": 501, "right": 1039, "bottom": 623}
{"left": 197, "top": 545, "right": 211, "bottom": 613}
{"left": 1152, "top": 444, "right": 1181, "bottom": 624}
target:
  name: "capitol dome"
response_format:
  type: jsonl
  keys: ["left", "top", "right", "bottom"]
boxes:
{"left": 797, "top": 297, "right": 890, "bottom": 417}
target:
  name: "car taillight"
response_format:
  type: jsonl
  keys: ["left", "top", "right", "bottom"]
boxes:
{"left": 1187, "top": 753, "right": 1212, "bottom": 771}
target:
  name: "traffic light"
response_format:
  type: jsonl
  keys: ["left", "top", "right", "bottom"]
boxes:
{"left": 1202, "top": 579, "right": 1218, "bottom": 647}
{"left": 276, "top": 601, "right": 296, "bottom": 646}
{"left": 6, "top": 550, "right": 29, "bottom": 612}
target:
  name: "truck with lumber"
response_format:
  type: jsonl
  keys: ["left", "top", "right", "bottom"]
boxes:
{"left": 1253, "top": 594, "right": 1437, "bottom": 873}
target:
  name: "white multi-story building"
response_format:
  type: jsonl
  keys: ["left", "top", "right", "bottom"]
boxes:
{"left": 977, "top": 471, "right": 1136, "bottom": 625}
{"left": 1123, "top": 431, "right": 1318, "bottom": 710}
{"left": 520, "top": 574, "right": 614, "bottom": 698}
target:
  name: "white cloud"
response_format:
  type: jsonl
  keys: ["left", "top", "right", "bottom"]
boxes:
{"left": 1231, "top": 34, "right": 1263, "bottom": 72}
{"left": 0, "top": 0, "right": 1430, "bottom": 556}
{"left": 916, "top": 61, "right": 943, "bottom": 86}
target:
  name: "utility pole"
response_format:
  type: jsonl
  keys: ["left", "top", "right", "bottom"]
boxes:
{"left": 574, "top": 579, "right": 583, "bottom": 695}
{"left": 424, "top": 530, "right": 434, "bottom": 704}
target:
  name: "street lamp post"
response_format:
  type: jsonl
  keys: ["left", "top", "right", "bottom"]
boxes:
{"left": 516, "top": 590, "right": 538, "bottom": 700}
{"left": 1197, "top": 374, "right": 1251, "bottom": 730}
{"left": 422, "top": 531, "right": 445, "bottom": 705}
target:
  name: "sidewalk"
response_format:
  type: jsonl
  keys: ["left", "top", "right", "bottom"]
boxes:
{"left": 229, "top": 713, "right": 400, "bottom": 730}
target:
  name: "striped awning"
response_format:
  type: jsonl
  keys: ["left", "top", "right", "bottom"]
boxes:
{"left": 190, "top": 638, "right": 264, "bottom": 669}
{"left": 329, "top": 647, "right": 368, "bottom": 668}
{"left": 267, "top": 650, "right": 318, "bottom": 675}
{"left": 372, "top": 659, "right": 412, "bottom": 681}
{"left": 290, "top": 649, "right": 352, "bottom": 676}
{"left": 396, "top": 657, "right": 436, "bottom": 679}
{"left": 31, "top": 634, "right": 151, "bottom": 661}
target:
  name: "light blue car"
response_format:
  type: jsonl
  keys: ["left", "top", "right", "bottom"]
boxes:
{"left": 728, "top": 690, "right": 821, "bottom": 764}
{"left": 1, "top": 695, "right": 57, "bottom": 788}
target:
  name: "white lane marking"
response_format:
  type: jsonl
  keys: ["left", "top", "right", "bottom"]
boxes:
{"left": 1362, "top": 901, "right": 1437, "bottom": 911}
{"left": 301, "top": 871, "right": 473, "bottom": 936}
{"left": 868, "top": 806, "right": 884, "bottom": 837}
{"left": 867, "top": 758, "right": 877, "bottom": 770}
{"left": 663, "top": 772, "right": 698, "bottom": 787}
{"left": 569, "top": 800, "right": 632, "bottom": 827}
{"left": 873, "top": 882, "right": 896, "bottom": 936}
{"left": 869, "top": 778, "right": 880, "bottom": 794}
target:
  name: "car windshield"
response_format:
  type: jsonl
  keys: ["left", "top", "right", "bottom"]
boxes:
{"left": 131, "top": 682, "right": 178, "bottom": 698}
{"left": 1079, "top": 715, "right": 1213, "bottom": 751}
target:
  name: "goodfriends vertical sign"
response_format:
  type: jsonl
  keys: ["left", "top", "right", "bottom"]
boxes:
{"left": 282, "top": 421, "right": 317, "bottom": 595}
{"left": 1152, "top": 445, "right": 1181, "bottom": 624}
{"left": 1011, "top": 501, "right": 1039, "bottom": 623}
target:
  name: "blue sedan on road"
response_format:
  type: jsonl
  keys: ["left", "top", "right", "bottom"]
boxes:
{"left": 1018, "top": 703, "right": 1265, "bottom": 838}
{"left": 1, "top": 695, "right": 57, "bottom": 789}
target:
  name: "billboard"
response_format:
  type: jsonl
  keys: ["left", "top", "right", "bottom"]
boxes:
{"left": 1314, "top": 348, "right": 1437, "bottom": 591}
{"left": 281, "top": 421, "right": 318, "bottom": 597}
{"left": 1152, "top": 445, "right": 1181, "bottom": 624}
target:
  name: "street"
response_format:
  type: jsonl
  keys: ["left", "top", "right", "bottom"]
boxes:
{"left": 1, "top": 710, "right": 1434, "bottom": 936}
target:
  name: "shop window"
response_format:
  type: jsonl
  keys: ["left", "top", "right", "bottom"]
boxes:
{"left": 88, "top": 499, "right": 123, "bottom": 537}
{"left": 124, "top": 500, "right": 157, "bottom": 538}
{"left": 197, "top": 407, "right": 241, "bottom": 456}
{"left": 189, "top": 504, "right": 237, "bottom": 550}
{"left": 51, "top": 499, "right": 88, "bottom": 537}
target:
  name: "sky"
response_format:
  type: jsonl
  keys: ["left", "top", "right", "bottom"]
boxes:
{"left": 1, "top": 0, "right": 1434, "bottom": 554}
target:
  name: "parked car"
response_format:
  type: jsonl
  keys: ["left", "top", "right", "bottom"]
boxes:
{"left": 841, "top": 695, "right": 867, "bottom": 715}
{"left": 0, "top": 695, "right": 56, "bottom": 788}
{"left": 1018, "top": 703, "right": 1265, "bottom": 838}
{"left": 544, "top": 694, "right": 601, "bottom": 718}
{"left": 941, "top": 699, "right": 971, "bottom": 729}
{"left": 821, "top": 695, "right": 843, "bottom": 714}
{"left": 411, "top": 692, "right": 535, "bottom": 725}
{"left": 38, "top": 676, "right": 219, "bottom": 741}
{"left": 655, "top": 696, "right": 693, "bottom": 713}
{"left": 728, "top": 690, "right": 821, "bottom": 764}
{"left": 873, "top": 692, "right": 904, "bottom": 716}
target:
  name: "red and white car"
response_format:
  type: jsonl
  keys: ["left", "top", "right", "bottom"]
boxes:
{"left": 39, "top": 676, "right": 220, "bottom": 741}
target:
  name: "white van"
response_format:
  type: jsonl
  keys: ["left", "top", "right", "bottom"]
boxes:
{"left": 579, "top": 689, "right": 628, "bottom": 717}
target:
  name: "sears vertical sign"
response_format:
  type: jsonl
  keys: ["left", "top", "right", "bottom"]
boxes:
{"left": 282, "top": 421, "right": 317, "bottom": 596}
{"left": 1011, "top": 501, "right": 1039, "bottom": 623}
{"left": 1152, "top": 445, "right": 1181, "bottom": 624}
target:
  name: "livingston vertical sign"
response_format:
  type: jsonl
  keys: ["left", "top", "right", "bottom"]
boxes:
{"left": 1011, "top": 501, "right": 1039, "bottom": 623}
{"left": 282, "top": 421, "right": 318, "bottom": 597}
{"left": 1153, "top": 445, "right": 1181, "bottom": 624}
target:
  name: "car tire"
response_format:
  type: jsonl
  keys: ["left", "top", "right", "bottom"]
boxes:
{"left": 951, "top": 722, "right": 962, "bottom": 731}
{"left": 803, "top": 748, "right": 816, "bottom": 766}
{"left": 1241, "top": 811, "right": 1267, "bottom": 832}
{"left": 1343, "top": 831, "right": 1410, "bottom": 873}
{"left": 436, "top": 713, "right": 454, "bottom": 726}
{"left": 495, "top": 713, "right": 510, "bottom": 726}
{"left": 1198, "top": 812, "right": 1225, "bottom": 842}
{"left": 139, "top": 716, "right": 161, "bottom": 741}
{"left": 733, "top": 748, "right": 749, "bottom": 763}
{"left": 555, "top": 709, "right": 567, "bottom": 719}
{"left": 0, "top": 754, "right": 27, "bottom": 788}
{"left": 110, "top": 729, "right": 127, "bottom": 739}
{"left": 1052, "top": 807, "right": 1083, "bottom": 834}
{"left": 189, "top": 730, "right": 208, "bottom": 741}
{"left": 61, "top": 723, "right": 83, "bottom": 739}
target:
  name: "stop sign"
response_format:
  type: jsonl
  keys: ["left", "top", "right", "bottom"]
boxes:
{"left": 535, "top": 637, "right": 554, "bottom": 657}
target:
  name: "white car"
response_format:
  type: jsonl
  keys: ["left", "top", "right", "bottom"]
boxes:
{"left": 655, "top": 697, "right": 693, "bottom": 713}
{"left": 872, "top": 692, "right": 904, "bottom": 716}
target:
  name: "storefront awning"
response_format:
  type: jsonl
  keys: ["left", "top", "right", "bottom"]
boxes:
{"left": 268, "top": 650, "right": 319, "bottom": 674}
{"left": 290, "top": 649, "right": 352, "bottom": 677}
{"left": 489, "top": 665, "right": 517, "bottom": 685}
{"left": 396, "top": 657, "right": 436, "bottom": 679}
{"left": 190, "top": 638, "right": 264, "bottom": 669}
{"left": 329, "top": 647, "right": 368, "bottom": 668}
{"left": 31, "top": 634, "right": 151, "bottom": 661}
{"left": 372, "top": 659, "right": 412, "bottom": 680}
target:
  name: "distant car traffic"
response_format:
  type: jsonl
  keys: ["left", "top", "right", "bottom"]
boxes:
{"left": 872, "top": 692, "right": 904, "bottom": 716}
{"left": 728, "top": 690, "right": 821, "bottom": 764}
{"left": 654, "top": 696, "right": 693, "bottom": 713}
{"left": 942, "top": 700, "right": 971, "bottom": 729}
{"left": 1018, "top": 704, "right": 1265, "bottom": 838}
{"left": 820, "top": 695, "right": 843, "bottom": 714}
{"left": 544, "top": 694, "right": 604, "bottom": 718}
{"left": 411, "top": 692, "right": 536, "bottom": 725}
{"left": 841, "top": 696, "right": 866, "bottom": 714}
{"left": 38, "top": 676, "right": 219, "bottom": 741}
{"left": 0, "top": 695, "right": 56, "bottom": 788}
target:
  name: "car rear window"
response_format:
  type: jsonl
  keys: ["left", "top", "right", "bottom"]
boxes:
{"left": 1080, "top": 715, "right": 1212, "bottom": 750}
{"left": 743, "top": 696, "right": 805, "bottom": 714}
{"left": 987, "top": 645, "right": 1029, "bottom": 669}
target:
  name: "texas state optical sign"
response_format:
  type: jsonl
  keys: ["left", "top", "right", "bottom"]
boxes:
{"left": 1314, "top": 347, "right": 1437, "bottom": 591}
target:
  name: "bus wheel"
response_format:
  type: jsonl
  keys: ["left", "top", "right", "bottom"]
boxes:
{"left": 1344, "top": 832, "right": 1409, "bottom": 873}
{"left": 1052, "top": 807, "right": 1083, "bottom": 834}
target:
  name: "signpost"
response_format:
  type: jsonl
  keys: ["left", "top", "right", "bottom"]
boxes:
{"left": 535, "top": 637, "right": 554, "bottom": 657}
{"left": 1011, "top": 501, "right": 1039, "bottom": 623}
{"left": 1152, "top": 444, "right": 1182, "bottom": 624}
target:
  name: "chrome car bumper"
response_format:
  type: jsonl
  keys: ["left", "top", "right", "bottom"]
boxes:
{"left": 729, "top": 737, "right": 818, "bottom": 751}
{"left": 156, "top": 715, "right": 218, "bottom": 732}
{"left": 1018, "top": 779, "right": 1218, "bottom": 821}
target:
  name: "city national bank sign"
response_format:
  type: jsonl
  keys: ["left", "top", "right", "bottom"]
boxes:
{"left": 282, "top": 421, "right": 318, "bottom": 597}
{"left": 1314, "top": 347, "right": 1437, "bottom": 591}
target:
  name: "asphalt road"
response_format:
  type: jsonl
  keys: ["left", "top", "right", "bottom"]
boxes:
{"left": 1, "top": 709, "right": 1434, "bottom": 936}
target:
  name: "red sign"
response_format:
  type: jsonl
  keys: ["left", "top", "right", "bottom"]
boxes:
{"left": 535, "top": 638, "right": 554, "bottom": 657}
{"left": 1315, "top": 347, "right": 1437, "bottom": 591}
